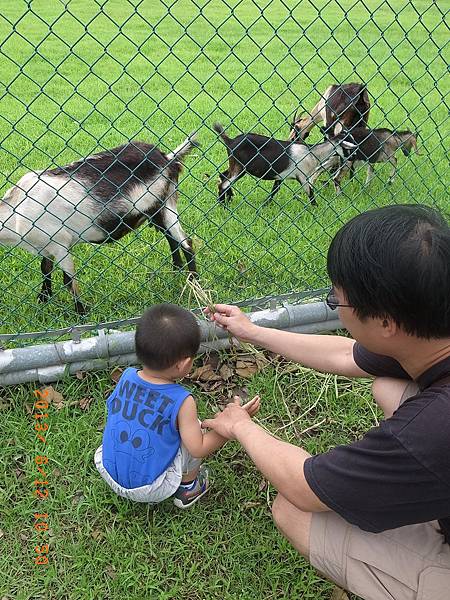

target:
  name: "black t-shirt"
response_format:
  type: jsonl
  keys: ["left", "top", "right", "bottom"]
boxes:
{"left": 303, "top": 343, "right": 450, "bottom": 543}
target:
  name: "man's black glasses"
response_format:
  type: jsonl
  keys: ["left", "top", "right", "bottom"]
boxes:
{"left": 325, "top": 289, "right": 353, "bottom": 311}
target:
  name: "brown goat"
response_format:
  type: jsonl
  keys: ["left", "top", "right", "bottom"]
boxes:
{"left": 290, "top": 83, "right": 370, "bottom": 141}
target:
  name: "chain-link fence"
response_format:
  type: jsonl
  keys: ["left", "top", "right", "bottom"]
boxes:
{"left": 0, "top": 0, "right": 448, "bottom": 347}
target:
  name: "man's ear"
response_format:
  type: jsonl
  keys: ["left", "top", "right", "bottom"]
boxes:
{"left": 380, "top": 317, "right": 397, "bottom": 338}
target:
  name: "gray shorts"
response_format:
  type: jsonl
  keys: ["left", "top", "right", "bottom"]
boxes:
{"left": 94, "top": 445, "right": 201, "bottom": 503}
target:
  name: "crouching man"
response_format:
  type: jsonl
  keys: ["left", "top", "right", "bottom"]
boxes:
{"left": 203, "top": 204, "right": 450, "bottom": 600}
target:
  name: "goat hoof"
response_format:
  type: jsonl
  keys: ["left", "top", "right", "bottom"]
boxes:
{"left": 38, "top": 291, "right": 51, "bottom": 303}
{"left": 75, "top": 302, "right": 88, "bottom": 315}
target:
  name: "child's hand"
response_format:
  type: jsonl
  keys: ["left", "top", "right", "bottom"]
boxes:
{"left": 237, "top": 395, "right": 260, "bottom": 418}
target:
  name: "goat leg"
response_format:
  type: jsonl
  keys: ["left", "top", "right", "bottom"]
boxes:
{"left": 349, "top": 161, "right": 355, "bottom": 180}
{"left": 52, "top": 251, "right": 87, "bottom": 315}
{"left": 388, "top": 156, "right": 397, "bottom": 184}
{"left": 218, "top": 166, "right": 245, "bottom": 203}
{"left": 265, "top": 180, "right": 282, "bottom": 204}
{"left": 365, "top": 164, "right": 375, "bottom": 185}
{"left": 218, "top": 172, "right": 232, "bottom": 203}
{"left": 152, "top": 202, "right": 198, "bottom": 277}
{"left": 302, "top": 181, "right": 317, "bottom": 206}
{"left": 38, "top": 256, "right": 53, "bottom": 303}
{"left": 62, "top": 271, "right": 87, "bottom": 315}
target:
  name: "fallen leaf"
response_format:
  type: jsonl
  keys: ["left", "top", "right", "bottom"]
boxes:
{"left": 242, "top": 501, "right": 261, "bottom": 509}
{"left": 258, "top": 478, "right": 267, "bottom": 492}
{"left": 20, "top": 533, "right": 27, "bottom": 541}
{"left": 219, "top": 364, "right": 234, "bottom": 380}
{"left": 207, "top": 380, "right": 223, "bottom": 391}
{"left": 236, "top": 359, "right": 255, "bottom": 368}
{"left": 110, "top": 367, "right": 123, "bottom": 384}
{"left": 106, "top": 565, "right": 117, "bottom": 579}
{"left": 42, "top": 386, "right": 65, "bottom": 411}
{"left": 237, "top": 261, "right": 247, "bottom": 274}
{"left": 0, "top": 400, "right": 9, "bottom": 411}
{"left": 254, "top": 353, "right": 268, "bottom": 370}
{"left": 330, "top": 587, "right": 350, "bottom": 600}
{"left": 25, "top": 403, "right": 33, "bottom": 415}
{"left": 235, "top": 364, "right": 259, "bottom": 378}
{"left": 53, "top": 468, "right": 61, "bottom": 478}
{"left": 204, "top": 352, "right": 220, "bottom": 370}
{"left": 75, "top": 371, "right": 86, "bottom": 380}
{"left": 72, "top": 491, "right": 85, "bottom": 505}
{"left": 191, "top": 364, "right": 221, "bottom": 382}
{"left": 79, "top": 397, "right": 93, "bottom": 411}
{"left": 91, "top": 529, "right": 104, "bottom": 541}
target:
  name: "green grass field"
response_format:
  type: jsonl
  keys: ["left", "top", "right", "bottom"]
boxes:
{"left": 1, "top": 354, "right": 378, "bottom": 599}
{"left": 0, "top": 0, "right": 448, "bottom": 337}
{"left": 0, "top": 1, "right": 448, "bottom": 598}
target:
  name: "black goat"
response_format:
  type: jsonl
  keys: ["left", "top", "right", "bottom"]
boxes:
{"left": 214, "top": 123, "right": 355, "bottom": 205}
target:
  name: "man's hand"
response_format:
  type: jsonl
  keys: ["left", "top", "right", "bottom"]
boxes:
{"left": 205, "top": 304, "right": 259, "bottom": 342}
{"left": 202, "top": 395, "right": 260, "bottom": 440}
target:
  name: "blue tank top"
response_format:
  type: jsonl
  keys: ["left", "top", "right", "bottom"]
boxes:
{"left": 101, "top": 367, "right": 191, "bottom": 488}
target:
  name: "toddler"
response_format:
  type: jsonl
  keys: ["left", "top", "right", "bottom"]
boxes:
{"left": 95, "top": 303, "right": 260, "bottom": 508}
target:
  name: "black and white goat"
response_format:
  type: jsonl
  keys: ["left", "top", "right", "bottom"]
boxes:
{"left": 213, "top": 123, "right": 355, "bottom": 205}
{"left": 0, "top": 134, "right": 198, "bottom": 314}
{"left": 329, "top": 127, "right": 419, "bottom": 191}
{"left": 290, "top": 83, "right": 370, "bottom": 141}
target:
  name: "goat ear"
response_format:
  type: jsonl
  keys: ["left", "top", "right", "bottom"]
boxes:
{"left": 333, "top": 122, "right": 343, "bottom": 135}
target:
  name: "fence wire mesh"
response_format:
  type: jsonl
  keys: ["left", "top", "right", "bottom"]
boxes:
{"left": 0, "top": 0, "right": 448, "bottom": 346}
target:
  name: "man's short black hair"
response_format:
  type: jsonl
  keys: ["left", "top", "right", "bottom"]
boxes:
{"left": 135, "top": 303, "right": 200, "bottom": 370}
{"left": 327, "top": 204, "right": 450, "bottom": 339}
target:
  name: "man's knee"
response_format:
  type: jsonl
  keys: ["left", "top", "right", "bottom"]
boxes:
{"left": 372, "top": 376, "right": 412, "bottom": 418}
{"left": 271, "top": 493, "right": 288, "bottom": 529}
{"left": 271, "top": 493, "right": 311, "bottom": 558}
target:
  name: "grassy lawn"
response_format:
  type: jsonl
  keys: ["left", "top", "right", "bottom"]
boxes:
{"left": 1, "top": 351, "right": 377, "bottom": 599}
{"left": 0, "top": 0, "right": 448, "bottom": 337}
{"left": 0, "top": 1, "right": 448, "bottom": 598}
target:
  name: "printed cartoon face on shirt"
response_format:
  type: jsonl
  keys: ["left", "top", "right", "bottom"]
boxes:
{"left": 110, "top": 423, "right": 155, "bottom": 463}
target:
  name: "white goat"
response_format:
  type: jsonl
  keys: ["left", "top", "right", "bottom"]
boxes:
{"left": 0, "top": 134, "right": 198, "bottom": 314}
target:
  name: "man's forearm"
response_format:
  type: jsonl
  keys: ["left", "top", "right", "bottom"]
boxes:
{"left": 247, "top": 326, "right": 366, "bottom": 376}
{"left": 232, "top": 420, "right": 327, "bottom": 512}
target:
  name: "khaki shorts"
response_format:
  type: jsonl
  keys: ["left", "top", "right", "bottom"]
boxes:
{"left": 310, "top": 512, "right": 450, "bottom": 600}
{"left": 309, "top": 380, "right": 450, "bottom": 600}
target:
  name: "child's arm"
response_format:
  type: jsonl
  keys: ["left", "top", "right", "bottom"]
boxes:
{"left": 178, "top": 395, "right": 260, "bottom": 459}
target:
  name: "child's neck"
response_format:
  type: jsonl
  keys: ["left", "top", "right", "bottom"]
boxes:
{"left": 137, "top": 367, "right": 176, "bottom": 385}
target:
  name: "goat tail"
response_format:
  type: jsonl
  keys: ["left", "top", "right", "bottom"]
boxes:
{"left": 213, "top": 122, "right": 231, "bottom": 145}
{"left": 166, "top": 131, "right": 199, "bottom": 161}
